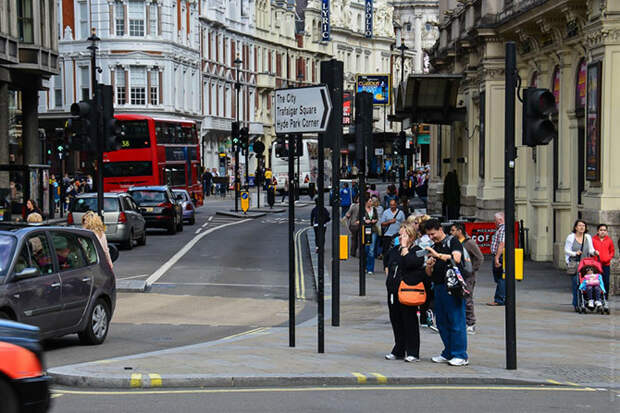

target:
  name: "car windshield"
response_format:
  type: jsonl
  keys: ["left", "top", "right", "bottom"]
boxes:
{"left": 173, "top": 191, "right": 188, "bottom": 201}
{"left": 0, "top": 235, "right": 16, "bottom": 278}
{"left": 129, "top": 190, "right": 166, "bottom": 204}
{"left": 71, "top": 197, "right": 120, "bottom": 213}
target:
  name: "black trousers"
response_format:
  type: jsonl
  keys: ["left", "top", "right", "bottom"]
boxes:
{"left": 387, "top": 292, "right": 420, "bottom": 358}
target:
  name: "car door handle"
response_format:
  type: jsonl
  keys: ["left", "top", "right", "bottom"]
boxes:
{"left": 82, "top": 277, "right": 91, "bottom": 282}
{"left": 51, "top": 282, "right": 61, "bottom": 288}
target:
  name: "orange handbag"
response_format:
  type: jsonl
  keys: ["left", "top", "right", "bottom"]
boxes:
{"left": 398, "top": 280, "right": 426, "bottom": 306}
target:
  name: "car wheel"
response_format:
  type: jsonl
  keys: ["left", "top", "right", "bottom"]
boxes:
{"left": 137, "top": 229, "right": 147, "bottom": 246}
{"left": 78, "top": 298, "right": 110, "bottom": 345}
{"left": 121, "top": 229, "right": 134, "bottom": 250}
{"left": 168, "top": 219, "right": 177, "bottom": 235}
{"left": 0, "top": 379, "right": 19, "bottom": 413}
{"left": 177, "top": 215, "right": 184, "bottom": 232}
{"left": 0, "top": 311, "right": 11, "bottom": 320}
{"left": 188, "top": 215, "right": 195, "bottom": 225}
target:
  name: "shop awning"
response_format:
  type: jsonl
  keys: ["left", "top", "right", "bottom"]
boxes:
{"left": 393, "top": 74, "right": 466, "bottom": 125}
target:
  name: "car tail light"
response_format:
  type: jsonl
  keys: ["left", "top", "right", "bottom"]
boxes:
{"left": 158, "top": 202, "right": 173, "bottom": 209}
{"left": 67, "top": 212, "right": 74, "bottom": 225}
{"left": 186, "top": 203, "right": 193, "bottom": 211}
{"left": 118, "top": 211, "right": 127, "bottom": 223}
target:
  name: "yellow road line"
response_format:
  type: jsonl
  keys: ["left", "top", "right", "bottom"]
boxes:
{"left": 51, "top": 384, "right": 599, "bottom": 397}
{"left": 565, "top": 382, "right": 581, "bottom": 387}
{"left": 546, "top": 379, "right": 563, "bottom": 385}
{"left": 50, "top": 393, "right": 64, "bottom": 399}
{"left": 370, "top": 373, "right": 387, "bottom": 384}
{"left": 220, "top": 327, "right": 268, "bottom": 341}
{"left": 149, "top": 374, "right": 162, "bottom": 388}
{"left": 352, "top": 372, "right": 367, "bottom": 384}
{"left": 130, "top": 373, "right": 142, "bottom": 388}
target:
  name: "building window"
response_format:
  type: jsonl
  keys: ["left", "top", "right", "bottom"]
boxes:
{"left": 150, "top": 70, "right": 159, "bottom": 105}
{"left": 17, "top": 0, "right": 34, "bottom": 43}
{"left": 128, "top": 0, "right": 145, "bottom": 36}
{"left": 130, "top": 66, "right": 146, "bottom": 105}
{"left": 79, "top": 1, "right": 89, "bottom": 39}
{"left": 405, "top": 22, "right": 412, "bottom": 31}
{"left": 149, "top": 3, "right": 158, "bottom": 35}
{"left": 80, "top": 67, "right": 90, "bottom": 100}
{"left": 116, "top": 69, "right": 126, "bottom": 104}
{"left": 115, "top": 3, "right": 125, "bottom": 36}
{"left": 54, "top": 74, "right": 62, "bottom": 108}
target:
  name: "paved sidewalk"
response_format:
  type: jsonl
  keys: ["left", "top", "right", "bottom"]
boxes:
{"left": 49, "top": 231, "right": 618, "bottom": 389}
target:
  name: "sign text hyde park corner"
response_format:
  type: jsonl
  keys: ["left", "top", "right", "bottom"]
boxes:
{"left": 275, "top": 86, "right": 333, "bottom": 134}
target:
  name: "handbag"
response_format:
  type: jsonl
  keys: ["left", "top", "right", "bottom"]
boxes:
{"left": 398, "top": 280, "right": 426, "bottom": 306}
{"left": 566, "top": 236, "right": 585, "bottom": 275}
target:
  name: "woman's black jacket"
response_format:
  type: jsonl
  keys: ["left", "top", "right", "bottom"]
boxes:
{"left": 384, "top": 245, "right": 427, "bottom": 295}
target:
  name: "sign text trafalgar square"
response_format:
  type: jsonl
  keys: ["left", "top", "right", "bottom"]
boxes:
{"left": 275, "top": 86, "right": 333, "bottom": 134}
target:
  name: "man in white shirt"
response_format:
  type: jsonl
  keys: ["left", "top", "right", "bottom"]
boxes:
{"left": 380, "top": 199, "right": 405, "bottom": 254}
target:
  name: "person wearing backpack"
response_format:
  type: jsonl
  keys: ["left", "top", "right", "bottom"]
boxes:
{"left": 423, "top": 219, "right": 468, "bottom": 366}
{"left": 450, "top": 223, "right": 484, "bottom": 335}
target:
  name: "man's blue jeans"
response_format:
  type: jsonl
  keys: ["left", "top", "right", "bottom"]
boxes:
{"left": 434, "top": 284, "right": 468, "bottom": 360}
{"left": 364, "top": 233, "right": 377, "bottom": 273}
{"left": 492, "top": 259, "right": 506, "bottom": 305}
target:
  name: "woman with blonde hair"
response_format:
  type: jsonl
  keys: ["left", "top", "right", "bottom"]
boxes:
{"left": 82, "top": 211, "right": 113, "bottom": 269}
{"left": 383, "top": 222, "right": 427, "bottom": 362}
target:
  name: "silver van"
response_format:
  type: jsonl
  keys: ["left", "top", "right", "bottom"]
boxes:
{"left": 68, "top": 193, "right": 147, "bottom": 250}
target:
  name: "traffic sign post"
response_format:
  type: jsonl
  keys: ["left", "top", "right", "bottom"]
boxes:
{"left": 276, "top": 85, "right": 333, "bottom": 353}
{"left": 275, "top": 86, "right": 333, "bottom": 135}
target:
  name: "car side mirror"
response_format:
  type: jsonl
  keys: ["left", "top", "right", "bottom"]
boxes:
{"left": 109, "top": 244, "right": 119, "bottom": 263}
{"left": 15, "top": 267, "right": 39, "bottom": 280}
{"left": 176, "top": 194, "right": 184, "bottom": 201}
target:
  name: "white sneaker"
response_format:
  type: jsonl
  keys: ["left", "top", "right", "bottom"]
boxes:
{"left": 595, "top": 300, "right": 602, "bottom": 308}
{"left": 449, "top": 358, "right": 470, "bottom": 366}
{"left": 404, "top": 355, "right": 419, "bottom": 362}
{"left": 588, "top": 299, "right": 594, "bottom": 308}
{"left": 431, "top": 355, "right": 450, "bottom": 364}
{"left": 466, "top": 325, "right": 476, "bottom": 335}
{"left": 385, "top": 353, "right": 397, "bottom": 360}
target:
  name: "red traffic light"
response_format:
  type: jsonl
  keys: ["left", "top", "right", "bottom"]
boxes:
{"left": 522, "top": 88, "right": 557, "bottom": 147}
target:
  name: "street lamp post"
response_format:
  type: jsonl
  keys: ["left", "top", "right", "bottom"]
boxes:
{"left": 296, "top": 71, "right": 304, "bottom": 200}
{"left": 87, "top": 28, "right": 103, "bottom": 219}
{"left": 396, "top": 42, "right": 408, "bottom": 182}
{"left": 234, "top": 56, "right": 242, "bottom": 211}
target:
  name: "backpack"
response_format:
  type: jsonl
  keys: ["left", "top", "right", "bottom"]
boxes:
{"left": 443, "top": 235, "right": 473, "bottom": 279}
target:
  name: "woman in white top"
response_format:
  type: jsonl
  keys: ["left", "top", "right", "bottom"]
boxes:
{"left": 82, "top": 211, "right": 113, "bottom": 270}
{"left": 564, "top": 219, "right": 598, "bottom": 311}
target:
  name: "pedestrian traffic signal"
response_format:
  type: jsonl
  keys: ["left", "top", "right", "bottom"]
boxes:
{"left": 522, "top": 88, "right": 557, "bottom": 147}
{"left": 70, "top": 100, "right": 97, "bottom": 151}
{"left": 101, "top": 84, "right": 122, "bottom": 152}
{"left": 231, "top": 121, "right": 240, "bottom": 150}
{"left": 275, "top": 137, "right": 287, "bottom": 157}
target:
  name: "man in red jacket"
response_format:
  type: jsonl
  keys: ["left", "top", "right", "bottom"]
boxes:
{"left": 592, "top": 224, "right": 615, "bottom": 299}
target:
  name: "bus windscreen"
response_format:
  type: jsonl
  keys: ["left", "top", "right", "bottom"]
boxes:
{"left": 103, "top": 161, "right": 153, "bottom": 177}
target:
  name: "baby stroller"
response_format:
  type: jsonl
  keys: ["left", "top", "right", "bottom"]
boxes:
{"left": 576, "top": 257, "right": 609, "bottom": 314}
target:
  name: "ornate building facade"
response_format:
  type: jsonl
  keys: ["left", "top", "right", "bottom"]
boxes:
{"left": 428, "top": 0, "right": 619, "bottom": 292}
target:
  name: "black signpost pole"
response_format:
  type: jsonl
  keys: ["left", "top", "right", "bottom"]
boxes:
{"left": 288, "top": 133, "right": 295, "bottom": 347}
{"left": 355, "top": 92, "right": 372, "bottom": 296}
{"left": 317, "top": 129, "right": 325, "bottom": 353}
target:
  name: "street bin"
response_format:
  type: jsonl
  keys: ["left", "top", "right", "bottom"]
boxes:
{"left": 502, "top": 248, "right": 524, "bottom": 281}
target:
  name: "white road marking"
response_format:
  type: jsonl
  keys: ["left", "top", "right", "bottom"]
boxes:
{"left": 117, "top": 274, "right": 149, "bottom": 280}
{"left": 195, "top": 228, "right": 202, "bottom": 234}
{"left": 145, "top": 219, "right": 251, "bottom": 287}
{"left": 202, "top": 222, "right": 209, "bottom": 228}
{"left": 208, "top": 216, "right": 213, "bottom": 222}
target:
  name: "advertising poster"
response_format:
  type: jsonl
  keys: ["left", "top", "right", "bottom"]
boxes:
{"left": 356, "top": 74, "right": 391, "bottom": 105}
{"left": 586, "top": 61, "right": 601, "bottom": 182}
{"left": 576, "top": 60, "right": 587, "bottom": 109}
{"left": 342, "top": 91, "right": 353, "bottom": 125}
{"left": 321, "top": 0, "right": 330, "bottom": 41}
{"left": 464, "top": 222, "right": 520, "bottom": 255}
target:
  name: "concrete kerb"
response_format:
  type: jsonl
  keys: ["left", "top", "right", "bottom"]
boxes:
{"left": 49, "top": 371, "right": 553, "bottom": 389}
{"left": 215, "top": 211, "right": 267, "bottom": 218}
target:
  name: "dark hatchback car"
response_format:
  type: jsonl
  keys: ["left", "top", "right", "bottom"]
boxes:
{"left": 0, "top": 319, "right": 51, "bottom": 413}
{"left": 128, "top": 186, "right": 184, "bottom": 234}
{"left": 0, "top": 226, "right": 116, "bottom": 345}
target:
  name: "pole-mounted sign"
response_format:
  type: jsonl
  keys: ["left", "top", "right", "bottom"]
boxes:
{"left": 321, "top": 0, "right": 330, "bottom": 41}
{"left": 275, "top": 86, "right": 333, "bottom": 134}
{"left": 364, "top": 0, "right": 373, "bottom": 38}
{"left": 240, "top": 191, "right": 249, "bottom": 213}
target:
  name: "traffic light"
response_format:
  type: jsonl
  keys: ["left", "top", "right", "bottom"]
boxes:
{"left": 522, "top": 88, "right": 557, "bottom": 147}
{"left": 275, "top": 137, "right": 287, "bottom": 158}
{"left": 231, "top": 121, "right": 240, "bottom": 150}
{"left": 240, "top": 127, "right": 249, "bottom": 151}
{"left": 70, "top": 100, "right": 97, "bottom": 151}
{"left": 101, "top": 84, "right": 122, "bottom": 152}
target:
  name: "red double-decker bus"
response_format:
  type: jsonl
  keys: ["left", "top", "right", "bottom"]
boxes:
{"left": 103, "top": 114, "right": 203, "bottom": 205}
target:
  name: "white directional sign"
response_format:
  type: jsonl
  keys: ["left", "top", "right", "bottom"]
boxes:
{"left": 275, "top": 86, "right": 333, "bottom": 134}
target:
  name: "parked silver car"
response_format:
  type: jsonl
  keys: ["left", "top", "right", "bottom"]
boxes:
{"left": 172, "top": 189, "right": 196, "bottom": 225}
{"left": 68, "top": 193, "right": 147, "bottom": 250}
{"left": 0, "top": 226, "right": 117, "bottom": 345}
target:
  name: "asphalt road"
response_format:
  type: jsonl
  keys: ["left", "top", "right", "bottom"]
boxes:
{"left": 49, "top": 385, "right": 619, "bottom": 413}
{"left": 44, "top": 196, "right": 317, "bottom": 368}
